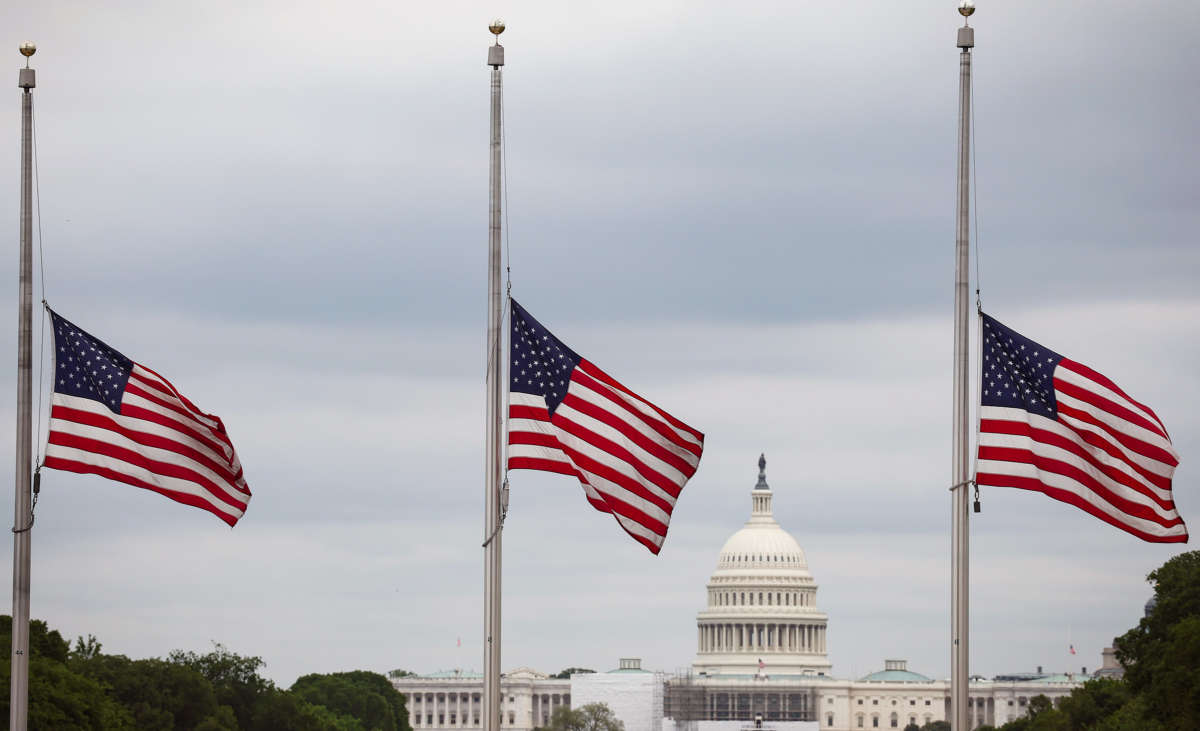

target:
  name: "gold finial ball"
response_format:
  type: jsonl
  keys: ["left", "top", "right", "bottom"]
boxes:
{"left": 489, "top": 19, "right": 505, "bottom": 36}
{"left": 19, "top": 42, "right": 36, "bottom": 58}
{"left": 958, "top": 0, "right": 975, "bottom": 17}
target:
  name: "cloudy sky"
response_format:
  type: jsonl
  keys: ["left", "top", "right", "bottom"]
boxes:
{"left": 0, "top": 0, "right": 1196, "bottom": 688}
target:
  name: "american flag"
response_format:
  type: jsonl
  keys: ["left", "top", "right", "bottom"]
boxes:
{"left": 975, "top": 313, "right": 1186, "bottom": 543}
{"left": 506, "top": 299, "right": 704, "bottom": 554}
{"left": 42, "top": 310, "right": 251, "bottom": 526}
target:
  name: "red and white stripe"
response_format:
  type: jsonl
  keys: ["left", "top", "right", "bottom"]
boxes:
{"left": 44, "top": 363, "right": 251, "bottom": 526}
{"left": 977, "top": 358, "right": 1186, "bottom": 543}
{"left": 509, "top": 359, "right": 704, "bottom": 554}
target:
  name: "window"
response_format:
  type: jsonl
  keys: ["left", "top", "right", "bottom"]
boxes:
{"left": 910, "top": 700, "right": 916, "bottom": 705}
{"left": 858, "top": 699, "right": 864, "bottom": 705}
{"left": 890, "top": 712, "right": 898, "bottom": 728}
{"left": 508, "top": 713, "right": 515, "bottom": 725}
{"left": 828, "top": 698, "right": 834, "bottom": 704}
{"left": 926, "top": 700, "right": 932, "bottom": 706}
{"left": 873, "top": 700, "right": 879, "bottom": 705}
{"left": 872, "top": 717, "right": 879, "bottom": 728}
{"left": 426, "top": 715, "right": 432, "bottom": 726}
{"left": 450, "top": 715, "right": 457, "bottom": 725}
{"left": 439, "top": 715, "right": 445, "bottom": 725}
{"left": 857, "top": 715, "right": 864, "bottom": 728}
{"left": 827, "top": 714, "right": 834, "bottom": 727}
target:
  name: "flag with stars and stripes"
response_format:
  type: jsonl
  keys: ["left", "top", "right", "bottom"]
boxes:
{"left": 506, "top": 299, "right": 704, "bottom": 554}
{"left": 42, "top": 309, "right": 251, "bottom": 526}
{"left": 976, "top": 313, "right": 1185, "bottom": 543}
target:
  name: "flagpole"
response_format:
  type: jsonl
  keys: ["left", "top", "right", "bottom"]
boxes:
{"left": 483, "top": 20, "right": 506, "bottom": 731}
{"left": 10, "top": 41, "right": 36, "bottom": 731}
{"left": 951, "top": 4, "right": 974, "bottom": 730}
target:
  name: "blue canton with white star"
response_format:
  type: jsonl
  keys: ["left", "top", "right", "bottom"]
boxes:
{"left": 50, "top": 310, "right": 133, "bottom": 415}
{"left": 510, "top": 299, "right": 581, "bottom": 416}
{"left": 980, "top": 313, "right": 1063, "bottom": 419}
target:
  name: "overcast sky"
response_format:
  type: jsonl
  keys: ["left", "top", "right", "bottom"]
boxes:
{"left": 0, "top": 0, "right": 1196, "bottom": 688}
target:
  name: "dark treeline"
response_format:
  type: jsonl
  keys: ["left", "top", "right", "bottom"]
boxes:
{"left": 0, "top": 617, "right": 412, "bottom": 731}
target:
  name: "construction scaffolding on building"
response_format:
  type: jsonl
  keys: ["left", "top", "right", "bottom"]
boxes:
{"left": 663, "top": 670, "right": 818, "bottom": 724}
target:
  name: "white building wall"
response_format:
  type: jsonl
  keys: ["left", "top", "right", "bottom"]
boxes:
{"left": 393, "top": 671, "right": 570, "bottom": 731}
{"left": 817, "top": 681, "right": 1079, "bottom": 731}
{"left": 571, "top": 672, "right": 664, "bottom": 731}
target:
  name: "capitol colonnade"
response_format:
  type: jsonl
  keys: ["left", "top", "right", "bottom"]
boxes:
{"left": 696, "top": 622, "right": 827, "bottom": 654}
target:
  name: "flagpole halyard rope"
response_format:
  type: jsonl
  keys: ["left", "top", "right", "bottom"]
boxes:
{"left": 33, "top": 104, "right": 50, "bottom": 472}
{"left": 971, "top": 54, "right": 982, "bottom": 313}
{"left": 971, "top": 308, "right": 983, "bottom": 512}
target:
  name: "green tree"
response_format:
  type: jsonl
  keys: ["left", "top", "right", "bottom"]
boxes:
{"left": 169, "top": 643, "right": 275, "bottom": 728}
{"left": 291, "top": 670, "right": 411, "bottom": 731}
{"left": 70, "top": 652, "right": 230, "bottom": 730}
{"left": 551, "top": 667, "right": 595, "bottom": 679}
{"left": 1052, "top": 677, "right": 1129, "bottom": 728}
{"left": 540, "top": 703, "right": 624, "bottom": 731}
{"left": 1091, "top": 695, "right": 1167, "bottom": 731}
{"left": 920, "top": 722, "right": 950, "bottom": 731}
{"left": 0, "top": 616, "right": 134, "bottom": 730}
{"left": 252, "top": 687, "right": 367, "bottom": 731}
{"left": 194, "top": 704, "right": 240, "bottom": 731}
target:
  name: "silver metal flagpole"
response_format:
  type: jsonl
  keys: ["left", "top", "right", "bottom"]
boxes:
{"left": 10, "top": 41, "right": 37, "bottom": 731}
{"left": 951, "top": 3, "right": 974, "bottom": 730}
{"left": 483, "top": 20, "right": 506, "bottom": 731}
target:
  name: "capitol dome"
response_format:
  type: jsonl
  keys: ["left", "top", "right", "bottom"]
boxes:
{"left": 693, "top": 455, "right": 832, "bottom": 677}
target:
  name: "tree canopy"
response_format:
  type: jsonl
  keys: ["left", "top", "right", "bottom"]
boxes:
{"left": 0, "top": 616, "right": 411, "bottom": 731}
{"left": 538, "top": 703, "right": 624, "bottom": 731}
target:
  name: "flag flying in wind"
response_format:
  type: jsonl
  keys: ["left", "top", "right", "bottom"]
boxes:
{"left": 506, "top": 299, "right": 704, "bottom": 554}
{"left": 975, "top": 313, "right": 1185, "bottom": 543}
{"left": 43, "top": 310, "right": 251, "bottom": 526}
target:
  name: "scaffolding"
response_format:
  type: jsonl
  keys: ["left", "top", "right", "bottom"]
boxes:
{"left": 663, "top": 670, "right": 818, "bottom": 724}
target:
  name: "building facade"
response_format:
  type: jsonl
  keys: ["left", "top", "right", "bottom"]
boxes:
{"left": 393, "top": 668, "right": 569, "bottom": 731}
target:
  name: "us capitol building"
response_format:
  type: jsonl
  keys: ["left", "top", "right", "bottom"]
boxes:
{"left": 392, "top": 456, "right": 1092, "bottom": 731}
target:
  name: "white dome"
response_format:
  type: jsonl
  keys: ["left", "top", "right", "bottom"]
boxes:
{"left": 716, "top": 523, "right": 809, "bottom": 573}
